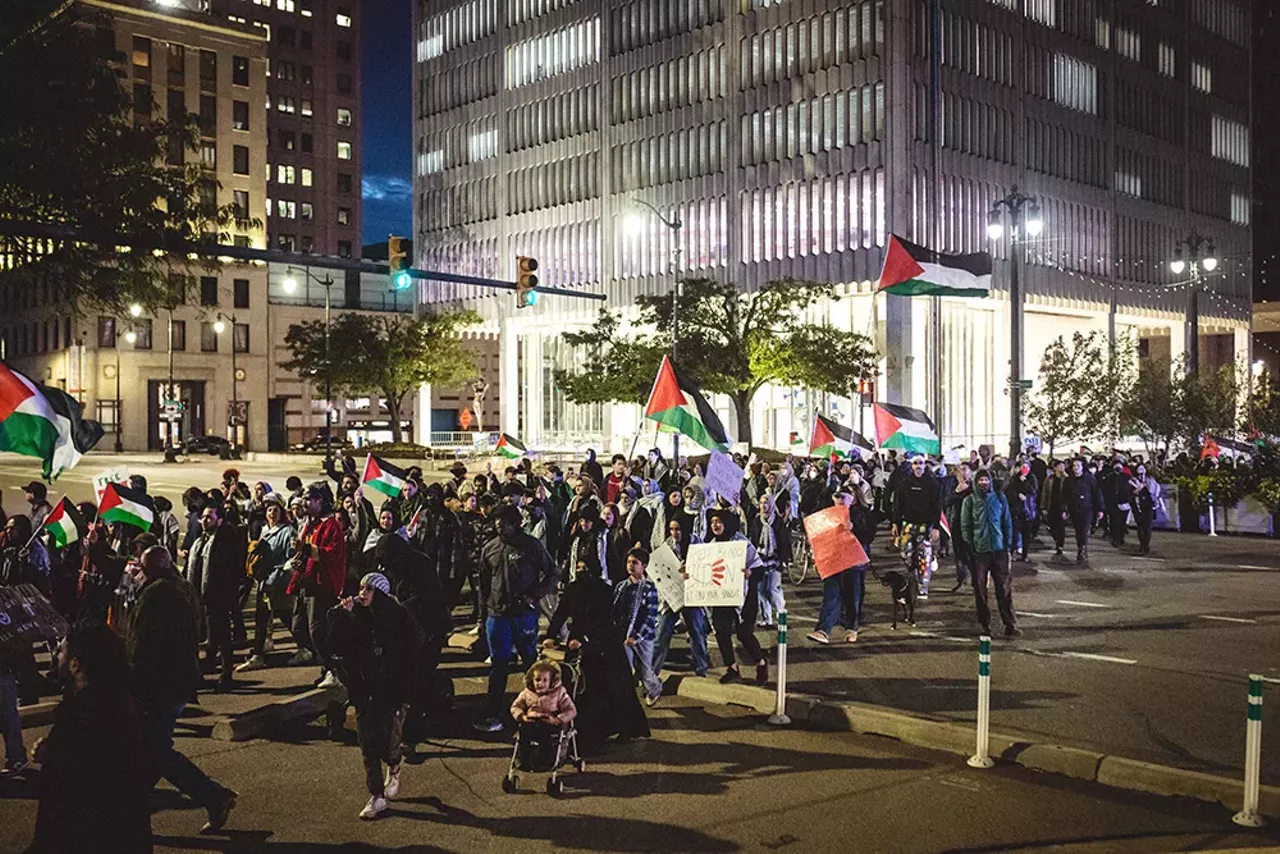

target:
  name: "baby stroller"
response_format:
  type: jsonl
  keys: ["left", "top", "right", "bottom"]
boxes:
{"left": 502, "top": 656, "right": 586, "bottom": 796}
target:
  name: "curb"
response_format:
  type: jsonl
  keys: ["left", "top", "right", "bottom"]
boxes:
{"left": 210, "top": 686, "right": 346, "bottom": 742}
{"left": 669, "top": 676, "right": 1278, "bottom": 819}
{"left": 16, "top": 701, "right": 57, "bottom": 728}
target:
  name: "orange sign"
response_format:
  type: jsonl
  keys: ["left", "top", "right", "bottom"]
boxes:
{"left": 804, "top": 504, "right": 870, "bottom": 579}
{"left": 458, "top": 408, "right": 473, "bottom": 430}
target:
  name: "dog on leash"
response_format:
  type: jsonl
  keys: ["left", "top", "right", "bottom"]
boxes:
{"left": 872, "top": 568, "right": 916, "bottom": 629}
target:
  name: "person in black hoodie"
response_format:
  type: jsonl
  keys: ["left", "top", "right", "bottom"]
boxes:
{"left": 1066, "top": 458, "right": 1104, "bottom": 563}
{"left": 891, "top": 454, "right": 943, "bottom": 597}
{"left": 1107, "top": 461, "right": 1135, "bottom": 548}
{"left": 28, "top": 621, "right": 152, "bottom": 853}
{"left": 327, "top": 572, "right": 417, "bottom": 821}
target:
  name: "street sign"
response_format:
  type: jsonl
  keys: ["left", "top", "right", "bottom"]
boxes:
{"left": 1008, "top": 379, "right": 1034, "bottom": 389}
{"left": 227, "top": 400, "right": 247, "bottom": 426}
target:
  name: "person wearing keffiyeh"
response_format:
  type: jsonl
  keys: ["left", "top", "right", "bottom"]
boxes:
{"left": 749, "top": 495, "right": 789, "bottom": 630}
{"left": 707, "top": 510, "right": 768, "bottom": 686}
{"left": 613, "top": 547, "right": 662, "bottom": 706}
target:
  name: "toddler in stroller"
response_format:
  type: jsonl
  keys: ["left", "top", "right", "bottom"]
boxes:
{"left": 504, "top": 659, "right": 584, "bottom": 795}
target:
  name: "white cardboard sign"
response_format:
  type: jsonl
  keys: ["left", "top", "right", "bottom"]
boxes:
{"left": 705, "top": 450, "right": 745, "bottom": 506}
{"left": 683, "top": 541, "right": 746, "bottom": 608}
{"left": 647, "top": 544, "right": 685, "bottom": 611}
{"left": 92, "top": 467, "right": 131, "bottom": 503}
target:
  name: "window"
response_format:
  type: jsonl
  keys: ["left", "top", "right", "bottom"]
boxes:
{"left": 300, "top": 235, "right": 314, "bottom": 253}
{"left": 279, "top": 130, "right": 296, "bottom": 150}
{"left": 276, "top": 60, "right": 296, "bottom": 81}
{"left": 337, "top": 41, "right": 352, "bottom": 61}
{"left": 301, "top": 167, "right": 313, "bottom": 186}
{"left": 172, "top": 320, "right": 186, "bottom": 351}
{"left": 300, "top": 98, "right": 313, "bottom": 116}
{"left": 277, "top": 26, "right": 296, "bottom": 47}
{"left": 278, "top": 200, "right": 297, "bottom": 219}
{"left": 233, "top": 55, "right": 250, "bottom": 86}
{"left": 336, "top": 8, "right": 353, "bottom": 27}
{"left": 277, "top": 234, "right": 296, "bottom": 252}
{"left": 200, "top": 142, "right": 216, "bottom": 168}
{"left": 1159, "top": 43, "right": 1175, "bottom": 77}
{"left": 301, "top": 65, "right": 313, "bottom": 85}
{"left": 300, "top": 30, "right": 312, "bottom": 50}
{"left": 1053, "top": 54, "right": 1098, "bottom": 114}
{"left": 131, "top": 319, "right": 153, "bottom": 350}
{"left": 200, "top": 276, "right": 219, "bottom": 306}
{"left": 300, "top": 202, "right": 313, "bottom": 221}
{"left": 337, "top": 107, "right": 352, "bottom": 126}
{"left": 95, "top": 401, "right": 119, "bottom": 435}
{"left": 97, "top": 316, "right": 116, "bottom": 348}
{"left": 337, "top": 207, "right": 351, "bottom": 225}
{"left": 233, "top": 145, "right": 249, "bottom": 175}
{"left": 337, "top": 240, "right": 352, "bottom": 258}
{"left": 233, "top": 100, "right": 249, "bottom": 130}
{"left": 337, "top": 173, "right": 353, "bottom": 193}
{"left": 1211, "top": 115, "right": 1249, "bottom": 166}
{"left": 199, "top": 94, "right": 216, "bottom": 134}
{"left": 1192, "top": 61, "right": 1212, "bottom": 93}
{"left": 199, "top": 50, "right": 216, "bottom": 90}
{"left": 301, "top": 133, "right": 313, "bottom": 153}
{"left": 277, "top": 0, "right": 295, "bottom": 10}
{"left": 233, "top": 278, "right": 250, "bottom": 309}
{"left": 234, "top": 323, "right": 250, "bottom": 353}
{"left": 1231, "top": 192, "right": 1249, "bottom": 225}
{"left": 132, "top": 37, "right": 151, "bottom": 75}
{"left": 167, "top": 43, "right": 185, "bottom": 86}
{"left": 337, "top": 141, "right": 352, "bottom": 160}
{"left": 265, "top": 198, "right": 272, "bottom": 217}
{"left": 133, "top": 83, "right": 152, "bottom": 124}
{"left": 232, "top": 190, "right": 249, "bottom": 219}
{"left": 277, "top": 164, "right": 295, "bottom": 184}
{"left": 200, "top": 322, "right": 218, "bottom": 352}
{"left": 276, "top": 95, "right": 296, "bottom": 114}
{"left": 336, "top": 73, "right": 352, "bottom": 94}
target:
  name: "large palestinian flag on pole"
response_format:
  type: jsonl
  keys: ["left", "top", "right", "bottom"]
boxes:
{"left": 495, "top": 433, "right": 527, "bottom": 459}
{"left": 877, "top": 235, "right": 992, "bottom": 298}
{"left": 809, "top": 414, "right": 874, "bottom": 459}
{"left": 97, "top": 482, "right": 154, "bottom": 532}
{"left": 643, "top": 355, "right": 731, "bottom": 452}
{"left": 362, "top": 454, "right": 407, "bottom": 498}
{"left": 874, "top": 402, "right": 941, "bottom": 455}
{"left": 0, "top": 362, "right": 103, "bottom": 480}
{"left": 43, "top": 498, "right": 85, "bottom": 548}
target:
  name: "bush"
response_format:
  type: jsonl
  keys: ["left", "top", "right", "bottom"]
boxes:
{"left": 1173, "top": 472, "right": 1253, "bottom": 512}
{"left": 360, "top": 442, "right": 431, "bottom": 460}
{"left": 1252, "top": 478, "right": 1280, "bottom": 514}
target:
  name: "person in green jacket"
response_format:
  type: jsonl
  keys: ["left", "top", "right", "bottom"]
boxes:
{"left": 960, "top": 470, "right": 1021, "bottom": 638}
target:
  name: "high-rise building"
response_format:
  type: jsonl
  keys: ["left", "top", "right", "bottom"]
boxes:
{"left": 208, "top": 0, "right": 363, "bottom": 258}
{"left": 413, "top": 0, "right": 1252, "bottom": 451}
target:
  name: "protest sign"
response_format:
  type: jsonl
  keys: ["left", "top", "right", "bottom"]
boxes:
{"left": 647, "top": 544, "right": 685, "bottom": 611}
{"left": 93, "top": 466, "right": 131, "bottom": 503}
{"left": 803, "top": 504, "right": 870, "bottom": 580}
{"left": 0, "top": 584, "right": 69, "bottom": 646}
{"left": 705, "top": 449, "right": 744, "bottom": 506}
{"left": 684, "top": 541, "right": 746, "bottom": 608}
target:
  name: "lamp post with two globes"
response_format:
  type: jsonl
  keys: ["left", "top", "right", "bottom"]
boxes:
{"left": 1170, "top": 231, "right": 1218, "bottom": 376}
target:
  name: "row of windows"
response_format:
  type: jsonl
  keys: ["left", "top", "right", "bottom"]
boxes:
{"left": 1113, "top": 215, "right": 1179, "bottom": 285}
{"left": 1115, "top": 148, "right": 1181, "bottom": 208}
{"left": 740, "top": 2, "right": 884, "bottom": 89}
{"left": 741, "top": 82, "right": 884, "bottom": 167}
{"left": 1211, "top": 116, "right": 1249, "bottom": 168}
{"left": 926, "top": 89, "right": 1015, "bottom": 165}
{"left": 925, "top": 9, "right": 1015, "bottom": 87}
{"left": 509, "top": 153, "right": 599, "bottom": 214}
{"left": 507, "top": 84, "right": 599, "bottom": 152}
{"left": 418, "top": 0, "right": 498, "bottom": 61}
{"left": 744, "top": 169, "right": 885, "bottom": 264}
{"left": 419, "top": 237, "right": 502, "bottom": 290}
{"left": 419, "top": 177, "right": 500, "bottom": 230}
{"left": 911, "top": 173, "right": 1024, "bottom": 263}
{"left": 1049, "top": 53, "right": 1098, "bottom": 115}
{"left": 507, "top": 19, "right": 599, "bottom": 89}
{"left": 617, "top": 196, "right": 727, "bottom": 278}
{"left": 1025, "top": 118, "right": 1107, "bottom": 189}
{"left": 1115, "top": 76, "right": 1179, "bottom": 144}
{"left": 417, "top": 117, "right": 500, "bottom": 172}
{"left": 96, "top": 316, "right": 249, "bottom": 353}
{"left": 508, "top": 0, "right": 577, "bottom": 27}
{"left": 614, "top": 122, "right": 726, "bottom": 192}
{"left": 611, "top": 47, "right": 724, "bottom": 124}
{"left": 420, "top": 52, "right": 499, "bottom": 116}
{"left": 515, "top": 223, "right": 598, "bottom": 287}
{"left": 1191, "top": 0, "right": 1247, "bottom": 47}
{"left": 609, "top": 0, "right": 722, "bottom": 55}
{"left": 1029, "top": 197, "right": 1111, "bottom": 280}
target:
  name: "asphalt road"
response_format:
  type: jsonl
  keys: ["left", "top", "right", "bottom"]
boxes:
{"left": 2, "top": 692, "right": 1278, "bottom": 853}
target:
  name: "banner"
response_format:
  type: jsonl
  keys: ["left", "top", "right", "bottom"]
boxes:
{"left": 803, "top": 504, "right": 870, "bottom": 580}
{"left": 647, "top": 544, "right": 685, "bottom": 611}
{"left": 704, "top": 449, "right": 744, "bottom": 506}
{"left": 684, "top": 541, "right": 746, "bottom": 608}
{"left": 92, "top": 466, "right": 131, "bottom": 503}
{"left": 0, "top": 584, "right": 69, "bottom": 646}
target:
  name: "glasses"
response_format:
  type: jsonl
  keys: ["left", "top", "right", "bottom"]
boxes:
{"left": 911, "top": 461, "right": 926, "bottom": 467}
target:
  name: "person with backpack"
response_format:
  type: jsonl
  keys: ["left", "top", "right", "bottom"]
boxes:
{"left": 960, "top": 470, "right": 1020, "bottom": 638}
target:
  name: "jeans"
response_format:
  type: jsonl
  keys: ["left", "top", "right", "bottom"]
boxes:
{"left": 711, "top": 570, "right": 765, "bottom": 669}
{"left": 355, "top": 704, "right": 404, "bottom": 797}
{"left": 971, "top": 552, "right": 1016, "bottom": 633}
{"left": 485, "top": 611, "right": 539, "bottom": 717}
{"left": 757, "top": 567, "right": 785, "bottom": 625}
{"left": 141, "top": 701, "right": 222, "bottom": 807}
{"left": 899, "top": 526, "right": 934, "bottom": 595}
{"left": 0, "top": 674, "right": 25, "bottom": 765}
{"left": 651, "top": 607, "right": 710, "bottom": 676}
{"left": 625, "top": 637, "right": 663, "bottom": 700}
{"left": 816, "top": 569, "right": 864, "bottom": 635}
{"left": 293, "top": 588, "right": 338, "bottom": 670}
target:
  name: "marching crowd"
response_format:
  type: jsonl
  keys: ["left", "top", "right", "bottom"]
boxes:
{"left": 0, "top": 445, "right": 1168, "bottom": 848}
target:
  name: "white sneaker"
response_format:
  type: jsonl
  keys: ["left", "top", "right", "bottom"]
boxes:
{"left": 287, "top": 649, "right": 314, "bottom": 666}
{"left": 235, "top": 655, "right": 267, "bottom": 673}
{"left": 383, "top": 765, "right": 401, "bottom": 799}
{"left": 358, "top": 796, "right": 387, "bottom": 820}
{"left": 471, "top": 717, "right": 503, "bottom": 733}
{"left": 264, "top": 637, "right": 276, "bottom": 653}
{"left": 318, "top": 671, "right": 342, "bottom": 689}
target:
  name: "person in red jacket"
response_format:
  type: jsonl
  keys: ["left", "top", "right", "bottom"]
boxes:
{"left": 288, "top": 481, "right": 347, "bottom": 688}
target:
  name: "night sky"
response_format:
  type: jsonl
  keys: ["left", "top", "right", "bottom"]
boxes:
{"left": 360, "top": 0, "right": 413, "bottom": 246}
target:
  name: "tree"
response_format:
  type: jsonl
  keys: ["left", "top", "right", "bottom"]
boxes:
{"left": 0, "top": 2, "right": 247, "bottom": 314}
{"left": 1080, "top": 331, "right": 1138, "bottom": 446}
{"left": 1025, "top": 333, "right": 1092, "bottom": 457}
{"left": 554, "top": 278, "right": 878, "bottom": 446}
{"left": 1179, "top": 363, "right": 1240, "bottom": 452}
{"left": 1122, "top": 357, "right": 1183, "bottom": 459}
{"left": 282, "top": 310, "right": 481, "bottom": 442}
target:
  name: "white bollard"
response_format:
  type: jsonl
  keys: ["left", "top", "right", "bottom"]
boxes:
{"left": 1208, "top": 492, "right": 1219, "bottom": 537}
{"left": 1233, "top": 674, "right": 1266, "bottom": 828}
{"left": 967, "top": 635, "right": 995, "bottom": 769}
{"left": 767, "top": 610, "right": 791, "bottom": 726}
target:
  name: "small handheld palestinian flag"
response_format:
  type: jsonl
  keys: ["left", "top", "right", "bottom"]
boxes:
{"left": 878, "top": 235, "right": 992, "bottom": 298}
{"left": 97, "top": 482, "right": 154, "bottom": 532}
{"left": 43, "top": 497, "right": 85, "bottom": 548}
{"left": 495, "top": 433, "right": 526, "bottom": 459}
{"left": 873, "top": 402, "right": 940, "bottom": 456}
{"left": 362, "top": 454, "right": 407, "bottom": 499}
{"left": 643, "top": 355, "right": 731, "bottom": 452}
{"left": 809, "top": 414, "right": 874, "bottom": 460}
{"left": 0, "top": 362, "right": 104, "bottom": 480}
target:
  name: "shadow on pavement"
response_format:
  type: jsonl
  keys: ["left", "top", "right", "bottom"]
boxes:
{"left": 787, "top": 677, "right": 1075, "bottom": 713}
{"left": 152, "top": 835, "right": 452, "bottom": 853}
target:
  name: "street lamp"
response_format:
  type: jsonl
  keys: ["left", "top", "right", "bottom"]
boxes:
{"left": 214, "top": 313, "right": 240, "bottom": 452}
{"left": 988, "top": 186, "right": 1044, "bottom": 460}
{"left": 1171, "top": 231, "right": 1217, "bottom": 375}
{"left": 629, "top": 198, "right": 683, "bottom": 460}
{"left": 285, "top": 266, "right": 336, "bottom": 465}
{"left": 113, "top": 325, "right": 138, "bottom": 452}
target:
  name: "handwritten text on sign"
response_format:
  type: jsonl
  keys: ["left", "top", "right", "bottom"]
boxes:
{"left": 684, "top": 541, "right": 746, "bottom": 608}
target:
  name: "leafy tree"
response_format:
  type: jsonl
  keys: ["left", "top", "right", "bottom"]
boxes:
{"left": 1122, "top": 357, "right": 1183, "bottom": 459}
{"left": 0, "top": 2, "right": 247, "bottom": 313}
{"left": 554, "top": 278, "right": 878, "bottom": 447}
{"left": 1026, "top": 333, "right": 1092, "bottom": 457}
{"left": 1081, "top": 331, "right": 1138, "bottom": 446}
{"left": 1179, "top": 363, "right": 1240, "bottom": 452}
{"left": 283, "top": 310, "right": 481, "bottom": 442}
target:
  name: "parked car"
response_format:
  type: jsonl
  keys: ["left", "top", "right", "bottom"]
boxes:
{"left": 291, "top": 433, "right": 353, "bottom": 452}
{"left": 183, "top": 435, "right": 232, "bottom": 456}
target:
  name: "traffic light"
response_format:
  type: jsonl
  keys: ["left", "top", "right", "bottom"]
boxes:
{"left": 515, "top": 256, "right": 538, "bottom": 308}
{"left": 388, "top": 235, "right": 411, "bottom": 290}
{"left": 858, "top": 378, "right": 874, "bottom": 406}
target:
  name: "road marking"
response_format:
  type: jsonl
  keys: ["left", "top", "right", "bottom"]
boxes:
{"left": 1239, "top": 565, "right": 1274, "bottom": 571}
{"left": 1055, "top": 599, "right": 1110, "bottom": 609}
{"left": 1016, "top": 611, "right": 1057, "bottom": 618}
{"left": 1200, "top": 615, "right": 1258, "bottom": 625}
{"left": 1061, "top": 652, "right": 1138, "bottom": 665}
{"left": 785, "top": 614, "right": 818, "bottom": 623}
{"left": 1262, "top": 677, "right": 1280, "bottom": 685}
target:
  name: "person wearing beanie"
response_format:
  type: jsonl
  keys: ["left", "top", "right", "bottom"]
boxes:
{"left": 327, "top": 569, "right": 417, "bottom": 820}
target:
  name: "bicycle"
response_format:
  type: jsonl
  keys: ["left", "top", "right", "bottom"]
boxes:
{"left": 788, "top": 521, "right": 812, "bottom": 584}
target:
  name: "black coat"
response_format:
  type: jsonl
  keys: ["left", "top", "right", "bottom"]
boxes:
{"left": 327, "top": 591, "right": 417, "bottom": 711}
{"left": 127, "top": 575, "right": 203, "bottom": 709}
{"left": 187, "top": 525, "right": 248, "bottom": 610}
{"left": 373, "top": 535, "right": 452, "bottom": 640}
{"left": 1066, "top": 472, "right": 1103, "bottom": 516}
{"left": 480, "top": 530, "right": 557, "bottom": 616}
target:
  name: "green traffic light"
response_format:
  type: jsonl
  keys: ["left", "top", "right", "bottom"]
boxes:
{"left": 393, "top": 271, "right": 411, "bottom": 291}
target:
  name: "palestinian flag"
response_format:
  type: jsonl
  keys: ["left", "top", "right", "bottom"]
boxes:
{"left": 874, "top": 402, "right": 940, "bottom": 455}
{"left": 43, "top": 498, "right": 85, "bottom": 548}
{"left": 362, "top": 454, "right": 407, "bottom": 498}
{"left": 643, "top": 355, "right": 731, "bottom": 452}
{"left": 809, "top": 414, "right": 873, "bottom": 460}
{"left": 877, "top": 235, "right": 992, "bottom": 298}
{"left": 0, "top": 362, "right": 104, "bottom": 480}
{"left": 495, "top": 433, "right": 526, "bottom": 459}
{"left": 97, "top": 482, "right": 154, "bottom": 532}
